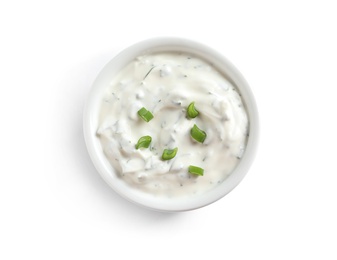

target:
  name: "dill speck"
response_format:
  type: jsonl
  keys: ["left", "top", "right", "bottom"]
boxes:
{"left": 143, "top": 66, "right": 155, "bottom": 80}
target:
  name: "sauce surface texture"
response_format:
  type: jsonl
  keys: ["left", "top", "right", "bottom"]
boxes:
{"left": 97, "top": 52, "right": 249, "bottom": 197}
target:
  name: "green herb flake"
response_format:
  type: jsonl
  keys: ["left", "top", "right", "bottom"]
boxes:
{"left": 188, "top": 165, "right": 204, "bottom": 176}
{"left": 135, "top": 136, "right": 152, "bottom": 149}
{"left": 162, "top": 147, "right": 178, "bottom": 160}
{"left": 137, "top": 107, "right": 154, "bottom": 122}
{"left": 187, "top": 101, "right": 199, "bottom": 118}
{"left": 190, "top": 124, "right": 207, "bottom": 143}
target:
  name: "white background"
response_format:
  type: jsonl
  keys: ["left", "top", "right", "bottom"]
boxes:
{"left": 1, "top": 0, "right": 336, "bottom": 259}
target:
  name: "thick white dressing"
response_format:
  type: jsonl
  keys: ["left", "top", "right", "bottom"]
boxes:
{"left": 97, "top": 52, "right": 249, "bottom": 197}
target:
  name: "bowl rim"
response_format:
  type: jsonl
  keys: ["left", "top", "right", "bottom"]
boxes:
{"left": 83, "top": 37, "right": 259, "bottom": 212}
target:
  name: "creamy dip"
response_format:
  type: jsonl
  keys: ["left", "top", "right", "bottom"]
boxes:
{"left": 97, "top": 52, "right": 249, "bottom": 197}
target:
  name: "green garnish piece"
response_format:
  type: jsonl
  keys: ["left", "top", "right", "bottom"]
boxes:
{"left": 137, "top": 107, "right": 154, "bottom": 122}
{"left": 162, "top": 147, "right": 178, "bottom": 160}
{"left": 135, "top": 136, "right": 152, "bottom": 149}
{"left": 190, "top": 124, "right": 207, "bottom": 143}
{"left": 187, "top": 101, "right": 199, "bottom": 118}
{"left": 188, "top": 165, "right": 204, "bottom": 176}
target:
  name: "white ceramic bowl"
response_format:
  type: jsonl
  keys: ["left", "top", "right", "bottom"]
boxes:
{"left": 83, "top": 37, "right": 259, "bottom": 212}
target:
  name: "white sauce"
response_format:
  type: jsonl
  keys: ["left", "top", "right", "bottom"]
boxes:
{"left": 97, "top": 52, "right": 249, "bottom": 197}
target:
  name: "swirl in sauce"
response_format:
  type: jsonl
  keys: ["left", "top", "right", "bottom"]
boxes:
{"left": 97, "top": 52, "right": 249, "bottom": 197}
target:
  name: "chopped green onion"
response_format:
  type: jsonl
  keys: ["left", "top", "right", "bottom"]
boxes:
{"left": 188, "top": 165, "right": 204, "bottom": 176}
{"left": 135, "top": 136, "right": 152, "bottom": 149}
{"left": 190, "top": 124, "right": 207, "bottom": 143}
{"left": 162, "top": 147, "right": 178, "bottom": 160}
{"left": 187, "top": 101, "right": 199, "bottom": 118}
{"left": 137, "top": 107, "right": 154, "bottom": 122}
